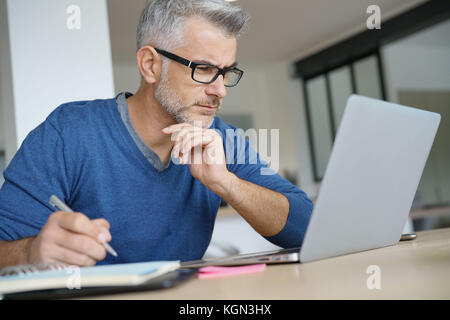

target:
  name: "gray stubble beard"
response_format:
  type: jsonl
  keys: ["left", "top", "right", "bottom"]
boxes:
{"left": 154, "top": 72, "right": 215, "bottom": 129}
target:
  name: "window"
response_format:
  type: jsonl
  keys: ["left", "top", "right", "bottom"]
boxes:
{"left": 294, "top": 1, "right": 449, "bottom": 183}
{"left": 302, "top": 52, "right": 386, "bottom": 181}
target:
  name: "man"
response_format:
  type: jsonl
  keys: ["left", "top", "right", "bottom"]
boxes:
{"left": 0, "top": 0, "right": 313, "bottom": 267}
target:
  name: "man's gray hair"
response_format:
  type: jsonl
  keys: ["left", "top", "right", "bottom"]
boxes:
{"left": 136, "top": 0, "right": 249, "bottom": 51}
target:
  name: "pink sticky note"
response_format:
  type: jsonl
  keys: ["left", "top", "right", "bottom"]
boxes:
{"left": 198, "top": 264, "right": 266, "bottom": 279}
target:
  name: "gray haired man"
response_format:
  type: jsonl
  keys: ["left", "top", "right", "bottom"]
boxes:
{"left": 0, "top": 0, "right": 313, "bottom": 267}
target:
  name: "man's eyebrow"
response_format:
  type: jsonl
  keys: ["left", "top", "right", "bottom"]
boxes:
{"left": 193, "top": 59, "right": 238, "bottom": 68}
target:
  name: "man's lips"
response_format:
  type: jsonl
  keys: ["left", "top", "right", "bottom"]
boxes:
{"left": 196, "top": 104, "right": 217, "bottom": 110}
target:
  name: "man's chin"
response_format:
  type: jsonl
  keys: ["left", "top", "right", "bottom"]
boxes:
{"left": 184, "top": 114, "right": 215, "bottom": 128}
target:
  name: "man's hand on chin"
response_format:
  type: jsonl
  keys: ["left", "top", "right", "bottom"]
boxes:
{"left": 162, "top": 123, "right": 236, "bottom": 195}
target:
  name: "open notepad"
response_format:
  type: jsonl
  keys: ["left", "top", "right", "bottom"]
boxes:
{"left": 0, "top": 261, "right": 180, "bottom": 295}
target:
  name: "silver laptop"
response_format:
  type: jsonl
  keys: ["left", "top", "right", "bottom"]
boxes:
{"left": 181, "top": 95, "right": 441, "bottom": 268}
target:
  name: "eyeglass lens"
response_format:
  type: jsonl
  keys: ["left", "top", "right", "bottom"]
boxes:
{"left": 193, "top": 65, "right": 241, "bottom": 86}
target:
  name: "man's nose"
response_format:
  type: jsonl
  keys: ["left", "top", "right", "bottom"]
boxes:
{"left": 205, "top": 75, "right": 227, "bottom": 99}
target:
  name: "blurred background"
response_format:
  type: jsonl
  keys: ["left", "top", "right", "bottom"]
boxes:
{"left": 0, "top": 0, "right": 449, "bottom": 257}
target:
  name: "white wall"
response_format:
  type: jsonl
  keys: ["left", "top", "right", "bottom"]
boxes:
{"left": 219, "top": 69, "right": 271, "bottom": 130}
{"left": 227, "top": 62, "right": 320, "bottom": 197}
{"left": 0, "top": 0, "right": 16, "bottom": 167}
{"left": 112, "top": 62, "right": 140, "bottom": 95}
{"left": 222, "top": 62, "right": 304, "bottom": 178}
{"left": 0, "top": 0, "right": 115, "bottom": 164}
{"left": 382, "top": 19, "right": 450, "bottom": 208}
{"left": 382, "top": 19, "right": 450, "bottom": 103}
{"left": 0, "top": 97, "right": 4, "bottom": 151}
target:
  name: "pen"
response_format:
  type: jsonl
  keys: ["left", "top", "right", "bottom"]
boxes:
{"left": 49, "top": 195, "right": 118, "bottom": 257}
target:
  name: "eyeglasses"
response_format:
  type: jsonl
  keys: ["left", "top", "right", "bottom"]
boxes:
{"left": 155, "top": 48, "right": 244, "bottom": 87}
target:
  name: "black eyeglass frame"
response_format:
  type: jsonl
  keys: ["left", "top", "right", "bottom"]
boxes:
{"left": 155, "top": 48, "right": 244, "bottom": 87}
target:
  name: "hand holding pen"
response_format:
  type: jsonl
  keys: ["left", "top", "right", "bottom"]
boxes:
{"left": 26, "top": 195, "right": 118, "bottom": 267}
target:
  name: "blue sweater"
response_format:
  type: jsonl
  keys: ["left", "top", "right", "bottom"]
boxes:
{"left": 0, "top": 94, "right": 313, "bottom": 264}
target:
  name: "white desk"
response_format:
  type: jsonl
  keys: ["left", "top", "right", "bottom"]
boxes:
{"left": 87, "top": 228, "right": 450, "bottom": 300}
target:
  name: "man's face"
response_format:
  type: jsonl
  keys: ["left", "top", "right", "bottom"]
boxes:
{"left": 154, "top": 16, "right": 237, "bottom": 128}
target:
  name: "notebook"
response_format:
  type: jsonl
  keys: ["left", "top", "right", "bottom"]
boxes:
{"left": 0, "top": 260, "right": 180, "bottom": 296}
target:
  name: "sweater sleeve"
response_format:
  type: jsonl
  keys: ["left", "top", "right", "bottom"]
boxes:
{"left": 0, "top": 120, "right": 71, "bottom": 241}
{"left": 222, "top": 127, "right": 314, "bottom": 248}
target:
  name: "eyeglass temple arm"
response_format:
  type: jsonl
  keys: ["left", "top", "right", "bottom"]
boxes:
{"left": 154, "top": 48, "right": 194, "bottom": 69}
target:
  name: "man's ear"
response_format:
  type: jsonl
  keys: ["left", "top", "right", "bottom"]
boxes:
{"left": 136, "top": 46, "right": 162, "bottom": 84}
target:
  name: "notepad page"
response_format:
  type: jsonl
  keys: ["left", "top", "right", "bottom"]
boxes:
{"left": 0, "top": 261, "right": 180, "bottom": 295}
{"left": 78, "top": 261, "right": 177, "bottom": 276}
